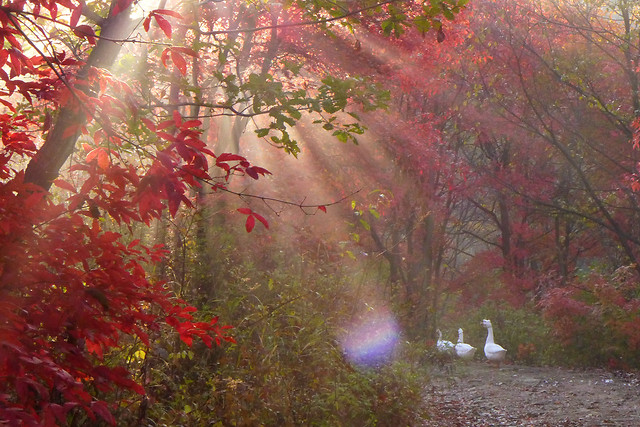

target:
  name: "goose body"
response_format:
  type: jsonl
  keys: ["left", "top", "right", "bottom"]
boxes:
{"left": 482, "top": 319, "right": 507, "bottom": 365}
{"left": 454, "top": 328, "right": 476, "bottom": 360}
{"left": 436, "top": 329, "right": 455, "bottom": 354}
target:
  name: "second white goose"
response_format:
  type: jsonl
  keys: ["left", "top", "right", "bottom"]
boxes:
{"left": 454, "top": 327, "right": 476, "bottom": 360}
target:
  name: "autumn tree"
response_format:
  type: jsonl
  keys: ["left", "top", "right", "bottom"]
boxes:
{"left": 415, "top": 0, "right": 640, "bottom": 366}
{"left": 445, "top": 0, "right": 640, "bottom": 299}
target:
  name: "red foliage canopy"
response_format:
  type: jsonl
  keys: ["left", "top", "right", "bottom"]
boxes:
{"left": 0, "top": 1, "right": 269, "bottom": 424}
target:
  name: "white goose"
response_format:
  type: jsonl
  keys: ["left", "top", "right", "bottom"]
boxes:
{"left": 436, "top": 329, "right": 455, "bottom": 355}
{"left": 454, "top": 328, "right": 476, "bottom": 360}
{"left": 482, "top": 319, "right": 507, "bottom": 366}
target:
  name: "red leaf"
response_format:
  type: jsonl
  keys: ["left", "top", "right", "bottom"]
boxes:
{"left": 318, "top": 205, "right": 327, "bottom": 213}
{"left": 49, "top": 2, "right": 58, "bottom": 19}
{"left": 161, "top": 48, "right": 171, "bottom": 69}
{"left": 53, "top": 179, "right": 76, "bottom": 192}
{"left": 5, "top": 33, "right": 21, "bottom": 50}
{"left": 0, "top": 97, "right": 15, "bottom": 112}
{"left": 172, "top": 109, "right": 182, "bottom": 127}
{"left": 113, "top": 0, "right": 133, "bottom": 15}
{"left": 9, "top": 50, "right": 21, "bottom": 76}
{"left": 97, "top": 149, "right": 110, "bottom": 170}
{"left": 237, "top": 207, "right": 252, "bottom": 215}
{"left": 179, "top": 333, "right": 193, "bottom": 347}
{"left": 0, "top": 49, "right": 8, "bottom": 68}
{"left": 90, "top": 401, "right": 116, "bottom": 426}
{"left": 171, "top": 50, "right": 187, "bottom": 75}
{"left": 156, "top": 150, "right": 174, "bottom": 167}
{"left": 245, "top": 214, "right": 255, "bottom": 233}
{"left": 253, "top": 212, "right": 269, "bottom": 229}
{"left": 217, "top": 153, "right": 246, "bottom": 162}
{"left": 156, "top": 131, "right": 175, "bottom": 142}
{"left": 156, "top": 118, "right": 175, "bottom": 131}
{"left": 154, "top": 14, "right": 172, "bottom": 38}
{"left": 141, "top": 117, "right": 156, "bottom": 132}
{"left": 172, "top": 46, "right": 198, "bottom": 57}
{"left": 143, "top": 16, "right": 151, "bottom": 32}
{"left": 86, "top": 147, "right": 100, "bottom": 163}
{"left": 70, "top": 2, "right": 83, "bottom": 28}
{"left": 73, "top": 25, "right": 97, "bottom": 45}
{"left": 153, "top": 8, "right": 183, "bottom": 19}
{"left": 250, "top": 166, "right": 271, "bottom": 176}
{"left": 245, "top": 166, "right": 258, "bottom": 179}
{"left": 86, "top": 340, "right": 104, "bottom": 359}
{"left": 181, "top": 119, "right": 202, "bottom": 129}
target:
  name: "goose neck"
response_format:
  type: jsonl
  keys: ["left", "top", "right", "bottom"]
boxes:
{"left": 485, "top": 326, "right": 495, "bottom": 344}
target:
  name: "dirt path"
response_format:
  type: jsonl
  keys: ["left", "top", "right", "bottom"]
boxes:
{"left": 422, "top": 362, "right": 640, "bottom": 426}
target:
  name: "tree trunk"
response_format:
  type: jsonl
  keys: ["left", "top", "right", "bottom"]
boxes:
{"left": 23, "top": 5, "right": 133, "bottom": 191}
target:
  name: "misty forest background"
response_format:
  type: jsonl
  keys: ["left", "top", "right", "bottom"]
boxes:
{"left": 3, "top": 0, "right": 640, "bottom": 425}
{"left": 135, "top": 0, "right": 640, "bottom": 424}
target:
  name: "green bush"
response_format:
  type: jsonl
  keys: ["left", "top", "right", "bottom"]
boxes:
{"left": 137, "top": 254, "right": 432, "bottom": 425}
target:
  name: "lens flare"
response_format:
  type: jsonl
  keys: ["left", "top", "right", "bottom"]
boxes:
{"left": 340, "top": 308, "right": 401, "bottom": 367}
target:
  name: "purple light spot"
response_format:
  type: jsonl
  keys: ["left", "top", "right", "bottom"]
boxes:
{"left": 341, "top": 311, "right": 401, "bottom": 367}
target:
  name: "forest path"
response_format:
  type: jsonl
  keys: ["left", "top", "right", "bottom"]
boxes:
{"left": 422, "top": 361, "right": 640, "bottom": 426}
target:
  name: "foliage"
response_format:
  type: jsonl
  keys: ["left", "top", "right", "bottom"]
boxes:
{"left": 541, "top": 265, "right": 640, "bottom": 370}
{"left": 125, "top": 229, "right": 431, "bottom": 426}
{"left": 0, "top": 178, "right": 235, "bottom": 425}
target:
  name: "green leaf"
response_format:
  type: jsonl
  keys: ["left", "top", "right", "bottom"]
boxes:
{"left": 381, "top": 20, "right": 393, "bottom": 37}
{"left": 442, "top": 4, "right": 455, "bottom": 20}
{"left": 255, "top": 128, "right": 270, "bottom": 138}
{"left": 333, "top": 130, "right": 349, "bottom": 143}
